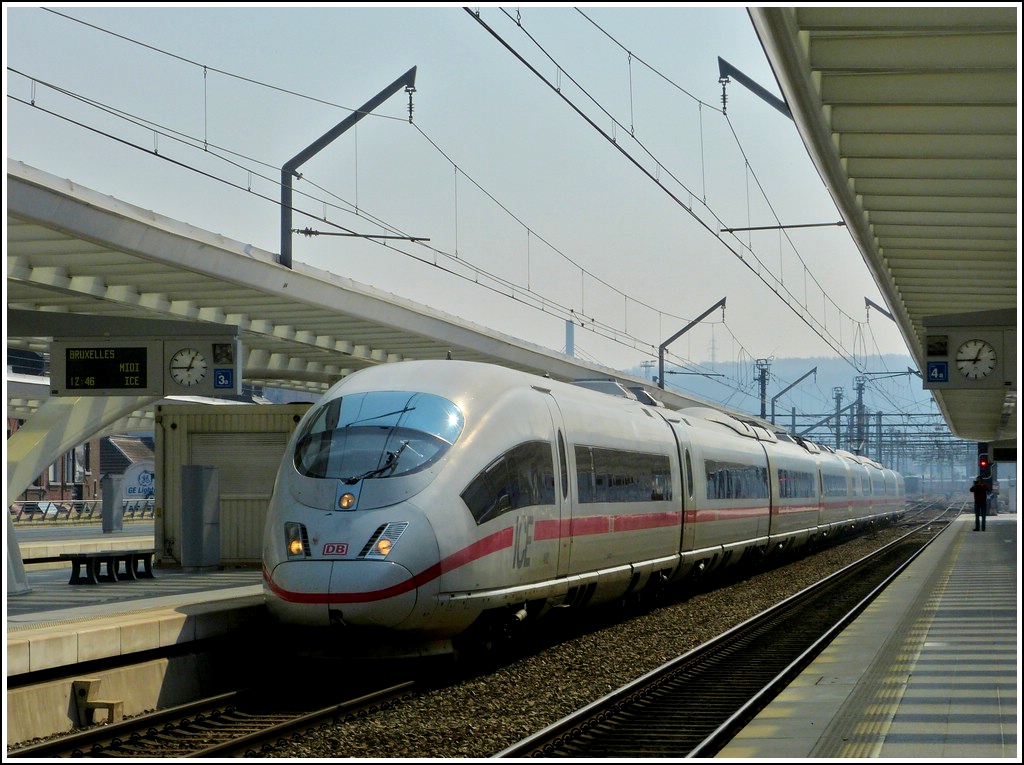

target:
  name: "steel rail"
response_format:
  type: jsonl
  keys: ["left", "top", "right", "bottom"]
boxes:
{"left": 495, "top": 506, "right": 953, "bottom": 758}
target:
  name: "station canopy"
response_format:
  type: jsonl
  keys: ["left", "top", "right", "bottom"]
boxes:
{"left": 6, "top": 160, "right": 715, "bottom": 434}
{"left": 750, "top": 7, "right": 1017, "bottom": 449}
{"left": 7, "top": 6, "right": 1018, "bottom": 451}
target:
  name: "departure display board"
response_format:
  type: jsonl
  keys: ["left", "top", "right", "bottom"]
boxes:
{"left": 63, "top": 345, "right": 149, "bottom": 391}
{"left": 50, "top": 338, "right": 165, "bottom": 397}
{"left": 50, "top": 337, "right": 241, "bottom": 397}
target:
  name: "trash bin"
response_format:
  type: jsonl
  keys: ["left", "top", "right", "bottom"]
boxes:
{"left": 101, "top": 475, "right": 124, "bottom": 533}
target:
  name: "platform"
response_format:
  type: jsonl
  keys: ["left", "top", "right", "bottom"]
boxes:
{"left": 5, "top": 526, "right": 265, "bottom": 746}
{"left": 718, "top": 513, "right": 1018, "bottom": 760}
{"left": 5, "top": 514, "right": 1019, "bottom": 756}
{"left": 8, "top": 526, "right": 263, "bottom": 663}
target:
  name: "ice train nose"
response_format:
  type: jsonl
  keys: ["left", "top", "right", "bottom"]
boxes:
{"left": 327, "top": 559, "right": 418, "bottom": 628}
{"left": 264, "top": 558, "right": 418, "bottom": 628}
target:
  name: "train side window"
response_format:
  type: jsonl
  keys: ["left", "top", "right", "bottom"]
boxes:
{"left": 461, "top": 440, "right": 556, "bottom": 525}
{"left": 574, "top": 445, "right": 672, "bottom": 503}
{"left": 557, "top": 430, "right": 569, "bottom": 500}
{"left": 778, "top": 468, "right": 816, "bottom": 498}
{"left": 823, "top": 472, "right": 847, "bottom": 497}
{"left": 704, "top": 459, "right": 769, "bottom": 500}
{"left": 869, "top": 471, "right": 885, "bottom": 496}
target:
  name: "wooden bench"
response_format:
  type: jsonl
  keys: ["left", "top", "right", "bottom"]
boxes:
{"left": 59, "top": 549, "right": 156, "bottom": 585}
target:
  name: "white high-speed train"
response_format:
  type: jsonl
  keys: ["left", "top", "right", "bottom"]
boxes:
{"left": 262, "top": 360, "right": 904, "bottom": 656}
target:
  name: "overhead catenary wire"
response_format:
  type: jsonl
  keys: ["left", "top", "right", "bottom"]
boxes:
{"left": 23, "top": 9, "right": 847, "bottom": 370}
{"left": 28, "top": 7, "right": 706, "bottom": 346}
{"left": 9, "top": 7, "right": 910, "bottom": 419}
{"left": 5, "top": 89, "right": 944, "bottom": 429}
{"left": 8, "top": 82, "right": 704, "bottom": 370}
{"left": 474, "top": 7, "right": 874, "bottom": 374}
{"left": 7, "top": 64, "right": 745, "bottom": 387}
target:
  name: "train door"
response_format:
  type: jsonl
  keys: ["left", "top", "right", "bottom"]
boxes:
{"left": 759, "top": 442, "right": 776, "bottom": 542}
{"left": 664, "top": 417, "right": 696, "bottom": 553}
{"left": 542, "top": 395, "right": 571, "bottom": 579}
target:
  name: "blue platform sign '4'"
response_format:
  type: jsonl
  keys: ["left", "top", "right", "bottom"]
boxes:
{"left": 926, "top": 361, "right": 949, "bottom": 383}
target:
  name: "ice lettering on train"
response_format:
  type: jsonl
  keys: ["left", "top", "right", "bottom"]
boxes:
{"left": 514, "top": 514, "right": 534, "bottom": 569}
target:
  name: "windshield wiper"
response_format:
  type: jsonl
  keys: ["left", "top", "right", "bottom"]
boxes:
{"left": 345, "top": 406, "right": 416, "bottom": 427}
{"left": 342, "top": 441, "right": 409, "bottom": 484}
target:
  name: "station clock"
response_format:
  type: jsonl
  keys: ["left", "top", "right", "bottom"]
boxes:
{"left": 168, "top": 347, "right": 209, "bottom": 387}
{"left": 954, "top": 338, "right": 997, "bottom": 380}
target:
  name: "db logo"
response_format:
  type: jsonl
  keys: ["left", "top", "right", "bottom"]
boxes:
{"left": 322, "top": 543, "right": 348, "bottom": 556}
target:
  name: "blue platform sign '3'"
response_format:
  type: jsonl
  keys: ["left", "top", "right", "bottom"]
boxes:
{"left": 214, "top": 368, "right": 234, "bottom": 389}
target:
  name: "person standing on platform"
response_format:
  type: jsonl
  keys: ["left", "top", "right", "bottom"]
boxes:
{"left": 969, "top": 475, "right": 988, "bottom": 531}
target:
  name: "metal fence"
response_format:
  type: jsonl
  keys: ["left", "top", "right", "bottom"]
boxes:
{"left": 8, "top": 498, "right": 155, "bottom": 523}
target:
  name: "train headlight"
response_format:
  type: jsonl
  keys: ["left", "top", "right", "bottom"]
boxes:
{"left": 359, "top": 522, "right": 409, "bottom": 560}
{"left": 284, "top": 522, "right": 309, "bottom": 559}
{"left": 335, "top": 482, "right": 361, "bottom": 511}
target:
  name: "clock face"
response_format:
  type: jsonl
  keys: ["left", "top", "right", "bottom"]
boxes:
{"left": 955, "top": 339, "right": 997, "bottom": 380}
{"left": 169, "top": 348, "right": 208, "bottom": 387}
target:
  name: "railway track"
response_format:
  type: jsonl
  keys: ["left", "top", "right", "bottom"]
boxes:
{"left": 6, "top": 682, "right": 418, "bottom": 758}
{"left": 8, "top": 503, "right": 955, "bottom": 758}
{"left": 496, "top": 507, "right": 955, "bottom": 758}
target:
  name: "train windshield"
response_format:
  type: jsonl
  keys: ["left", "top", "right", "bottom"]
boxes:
{"left": 293, "top": 391, "right": 464, "bottom": 481}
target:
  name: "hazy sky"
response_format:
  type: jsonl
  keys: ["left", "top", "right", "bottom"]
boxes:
{"left": 5, "top": 4, "right": 915, "bottom": 386}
